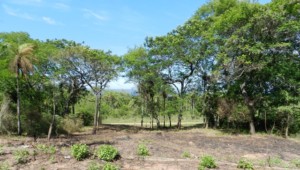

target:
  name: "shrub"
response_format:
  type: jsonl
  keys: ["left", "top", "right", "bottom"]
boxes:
{"left": 137, "top": 144, "right": 149, "bottom": 156}
{"left": 102, "top": 162, "right": 119, "bottom": 170}
{"left": 13, "top": 149, "right": 30, "bottom": 164}
{"left": 36, "top": 144, "right": 56, "bottom": 154}
{"left": 237, "top": 159, "right": 254, "bottom": 170}
{"left": 71, "top": 144, "right": 89, "bottom": 161}
{"left": 87, "top": 161, "right": 101, "bottom": 170}
{"left": 198, "top": 155, "right": 217, "bottom": 170}
{"left": 0, "top": 145, "right": 3, "bottom": 155}
{"left": 0, "top": 161, "right": 9, "bottom": 170}
{"left": 96, "top": 145, "right": 118, "bottom": 161}
{"left": 182, "top": 151, "right": 191, "bottom": 158}
{"left": 61, "top": 115, "right": 83, "bottom": 134}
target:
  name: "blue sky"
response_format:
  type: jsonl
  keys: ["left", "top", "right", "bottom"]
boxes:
{"left": 0, "top": 0, "right": 271, "bottom": 89}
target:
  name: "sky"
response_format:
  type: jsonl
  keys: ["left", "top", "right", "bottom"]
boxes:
{"left": 0, "top": 0, "right": 271, "bottom": 89}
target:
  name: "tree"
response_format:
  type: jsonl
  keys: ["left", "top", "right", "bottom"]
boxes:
{"left": 11, "top": 43, "right": 36, "bottom": 135}
{"left": 61, "top": 46, "right": 120, "bottom": 134}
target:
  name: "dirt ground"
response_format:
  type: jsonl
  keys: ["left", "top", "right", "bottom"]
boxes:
{"left": 0, "top": 125, "right": 300, "bottom": 170}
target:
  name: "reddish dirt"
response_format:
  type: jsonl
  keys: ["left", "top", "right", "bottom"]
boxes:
{"left": 0, "top": 125, "right": 300, "bottom": 170}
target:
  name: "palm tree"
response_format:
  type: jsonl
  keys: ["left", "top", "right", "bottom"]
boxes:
{"left": 11, "top": 43, "right": 35, "bottom": 135}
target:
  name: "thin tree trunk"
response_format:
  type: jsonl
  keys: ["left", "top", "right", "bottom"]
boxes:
{"left": 92, "top": 94, "right": 99, "bottom": 134}
{"left": 17, "top": 74, "right": 22, "bottom": 136}
{"left": 264, "top": 111, "right": 268, "bottom": 133}
{"left": 284, "top": 113, "right": 290, "bottom": 138}
{"left": 97, "top": 93, "right": 102, "bottom": 126}
{"left": 168, "top": 114, "right": 172, "bottom": 127}
{"left": 48, "top": 95, "right": 56, "bottom": 140}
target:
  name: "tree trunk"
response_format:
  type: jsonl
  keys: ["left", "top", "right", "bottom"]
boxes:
{"left": 92, "top": 94, "right": 99, "bottom": 134}
{"left": 16, "top": 74, "right": 22, "bottom": 136}
{"left": 97, "top": 93, "right": 102, "bottom": 126}
{"left": 168, "top": 114, "right": 172, "bottom": 127}
{"left": 284, "top": 113, "right": 290, "bottom": 138}
{"left": 48, "top": 96, "right": 56, "bottom": 140}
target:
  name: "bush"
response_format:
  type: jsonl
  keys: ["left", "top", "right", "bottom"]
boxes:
{"left": 0, "top": 145, "right": 3, "bottom": 155}
{"left": 102, "top": 163, "right": 119, "bottom": 170}
{"left": 0, "top": 161, "right": 9, "bottom": 170}
{"left": 198, "top": 155, "right": 217, "bottom": 170}
{"left": 182, "top": 151, "right": 191, "bottom": 158}
{"left": 96, "top": 145, "right": 118, "bottom": 161}
{"left": 61, "top": 115, "right": 83, "bottom": 134}
{"left": 71, "top": 144, "right": 89, "bottom": 161}
{"left": 36, "top": 144, "right": 56, "bottom": 154}
{"left": 137, "top": 144, "right": 149, "bottom": 156}
{"left": 237, "top": 159, "right": 254, "bottom": 170}
{"left": 88, "top": 161, "right": 101, "bottom": 170}
{"left": 13, "top": 149, "right": 30, "bottom": 164}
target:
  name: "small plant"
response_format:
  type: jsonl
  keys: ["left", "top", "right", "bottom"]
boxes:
{"left": 71, "top": 143, "right": 89, "bottom": 161}
{"left": 291, "top": 159, "right": 300, "bottom": 168}
{"left": 137, "top": 144, "right": 149, "bottom": 156}
{"left": 36, "top": 144, "right": 56, "bottom": 154}
{"left": 0, "top": 161, "right": 9, "bottom": 170}
{"left": 0, "top": 145, "right": 4, "bottom": 155}
{"left": 237, "top": 159, "right": 254, "bottom": 170}
{"left": 182, "top": 151, "right": 191, "bottom": 158}
{"left": 267, "top": 155, "right": 282, "bottom": 167}
{"left": 13, "top": 149, "right": 30, "bottom": 164}
{"left": 102, "top": 162, "right": 119, "bottom": 170}
{"left": 96, "top": 145, "right": 118, "bottom": 161}
{"left": 198, "top": 155, "right": 217, "bottom": 170}
{"left": 88, "top": 161, "right": 101, "bottom": 170}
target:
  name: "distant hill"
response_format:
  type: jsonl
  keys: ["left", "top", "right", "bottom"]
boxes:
{"left": 105, "top": 88, "right": 138, "bottom": 96}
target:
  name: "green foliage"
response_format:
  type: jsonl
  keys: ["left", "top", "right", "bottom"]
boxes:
{"left": 267, "top": 156, "right": 282, "bottom": 167}
{"left": 61, "top": 115, "right": 83, "bottom": 134}
{"left": 102, "top": 163, "right": 119, "bottom": 170}
{"left": 198, "top": 155, "right": 217, "bottom": 170}
{"left": 96, "top": 145, "right": 118, "bottom": 161}
{"left": 291, "top": 159, "right": 300, "bottom": 168}
{"left": 182, "top": 151, "right": 191, "bottom": 158}
{"left": 0, "top": 161, "right": 9, "bottom": 170}
{"left": 71, "top": 144, "right": 89, "bottom": 161}
{"left": 237, "top": 159, "right": 254, "bottom": 170}
{"left": 0, "top": 145, "right": 3, "bottom": 155}
{"left": 36, "top": 144, "right": 56, "bottom": 154}
{"left": 137, "top": 144, "right": 149, "bottom": 156}
{"left": 13, "top": 149, "right": 30, "bottom": 164}
{"left": 87, "top": 162, "right": 101, "bottom": 170}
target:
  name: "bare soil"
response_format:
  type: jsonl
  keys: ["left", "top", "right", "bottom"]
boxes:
{"left": 0, "top": 125, "right": 300, "bottom": 170}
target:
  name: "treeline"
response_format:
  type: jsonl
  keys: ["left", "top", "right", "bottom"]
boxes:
{"left": 0, "top": 0, "right": 299, "bottom": 138}
{"left": 123, "top": 0, "right": 300, "bottom": 137}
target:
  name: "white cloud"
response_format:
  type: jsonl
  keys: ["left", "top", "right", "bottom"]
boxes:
{"left": 82, "top": 9, "right": 109, "bottom": 21}
{"left": 42, "top": 16, "right": 56, "bottom": 25}
{"left": 53, "top": 3, "right": 70, "bottom": 11}
{"left": 2, "top": 4, "right": 35, "bottom": 20}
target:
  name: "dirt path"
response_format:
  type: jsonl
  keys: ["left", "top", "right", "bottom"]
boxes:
{"left": 0, "top": 125, "right": 299, "bottom": 170}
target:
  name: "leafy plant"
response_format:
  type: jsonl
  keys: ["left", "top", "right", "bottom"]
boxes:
{"left": 71, "top": 143, "right": 89, "bottom": 161}
{"left": 36, "top": 144, "right": 56, "bottom": 154}
{"left": 13, "top": 149, "right": 30, "bottom": 164}
{"left": 0, "top": 145, "right": 4, "bottom": 155}
{"left": 0, "top": 161, "right": 9, "bottom": 170}
{"left": 87, "top": 161, "right": 101, "bottom": 170}
{"left": 291, "top": 159, "right": 300, "bottom": 168}
{"left": 96, "top": 145, "right": 118, "bottom": 161}
{"left": 198, "top": 155, "right": 217, "bottom": 170}
{"left": 237, "top": 159, "right": 254, "bottom": 170}
{"left": 182, "top": 151, "right": 191, "bottom": 158}
{"left": 102, "top": 162, "right": 119, "bottom": 170}
{"left": 137, "top": 144, "right": 149, "bottom": 156}
{"left": 267, "top": 156, "right": 282, "bottom": 167}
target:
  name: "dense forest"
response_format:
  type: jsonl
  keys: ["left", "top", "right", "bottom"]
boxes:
{"left": 0, "top": 0, "right": 299, "bottom": 139}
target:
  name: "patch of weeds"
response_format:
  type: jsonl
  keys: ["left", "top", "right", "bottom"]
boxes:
{"left": 71, "top": 143, "right": 89, "bottom": 161}
{"left": 237, "top": 159, "right": 254, "bottom": 170}
{"left": 96, "top": 145, "right": 118, "bottom": 161}
{"left": 267, "top": 155, "right": 282, "bottom": 167}
{"left": 13, "top": 149, "right": 30, "bottom": 164}
{"left": 102, "top": 162, "right": 119, "bottom": 170}
{"left": 182, "top": 151, "right": 191, "bottom": 158}
{"left": 36, "top": 144, "right": 56, "bottom": 154}
{"left": 291, "top": 159, "right": 300, "bottom": 168}
{"left": 0, "top": 161, "right": 9, "bottom": 170}
{"left": 198, "top": 155, "right": 217, "bottom": 170}
{"left": 88, "top": 161, "right": 101, "bottom": 170}
{"left": 0, "top": 145, "right": 4, "bottom": 155}
{"left": 137, "top": 144, "right": 149, "bottom": 156}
